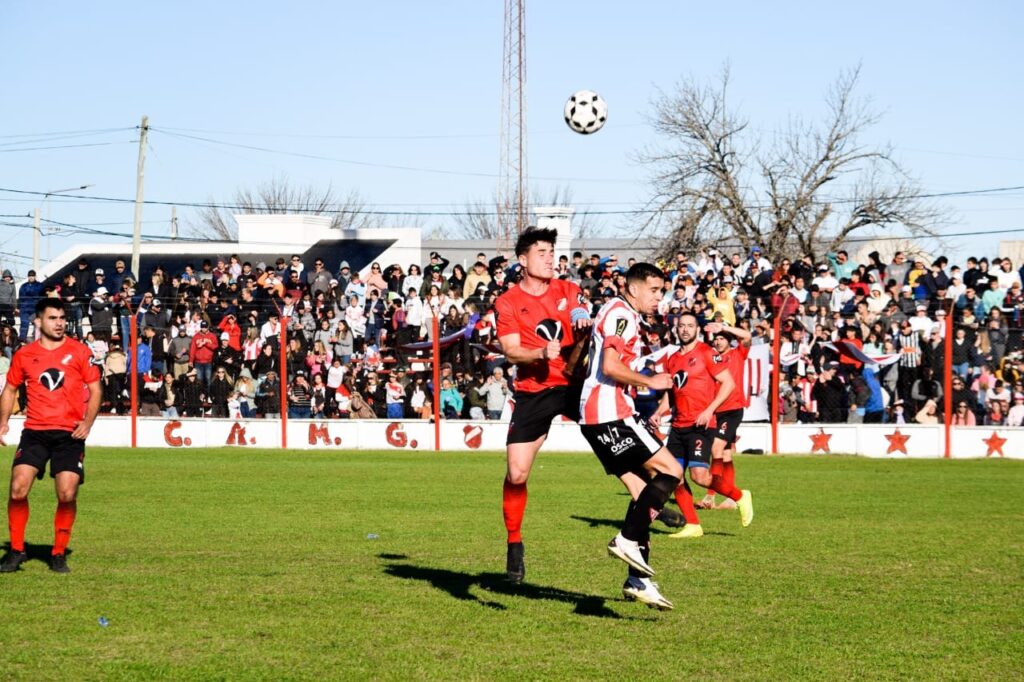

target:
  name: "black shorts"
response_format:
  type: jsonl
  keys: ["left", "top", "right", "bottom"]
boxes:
{"left": 666, "top": 426, "right": 714, "bottom": 469}
{"left": 580, "top": 417, "right": 662, "bottom": 477}
{"left": 13, "top": 429, "right": 86, "bottom": 484}
{"left": 507, "top": 385, "right": 583, "bottom": 445}
{"left": 713, "top": 408, "right": 744, "bottom": 448}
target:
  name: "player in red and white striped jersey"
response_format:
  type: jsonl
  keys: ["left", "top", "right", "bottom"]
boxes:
{"left": 577, "top": 263, "right": 682, "bottom": 610}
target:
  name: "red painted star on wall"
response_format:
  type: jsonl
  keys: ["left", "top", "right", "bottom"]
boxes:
{"left": 885, "top": 429, "right": 911, "bottom": 454}
{"left": 983, "top": 431, "right": 1007, "bottom": 457}
{"left": 809, "top": 428, "right": 832, "bottom": 453}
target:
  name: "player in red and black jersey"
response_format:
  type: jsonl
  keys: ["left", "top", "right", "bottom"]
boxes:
{"left": 0, "top": 298, "right": 101, "bottom": 574}
{"left": 649, "top": 313, "right": 751, "bottom": 537}
{"left": 494, "top": 227, "right": 591, "bottom": 584}
{"left": 699, "top": 323, "right": 755, "bottom": 525}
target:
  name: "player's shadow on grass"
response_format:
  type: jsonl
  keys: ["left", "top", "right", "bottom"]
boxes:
{"left": 570, "top": 515, "right": 736, "bottom": 537}
{"left": 382, "top": 560, "right": 626, "bottom": 619}
{"left": 2, "top": 541, "right": 71, "bottom": 566}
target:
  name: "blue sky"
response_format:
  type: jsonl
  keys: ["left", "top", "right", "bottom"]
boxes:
{"left": 1, "top": 1, "right": 1021, "bottom": 275}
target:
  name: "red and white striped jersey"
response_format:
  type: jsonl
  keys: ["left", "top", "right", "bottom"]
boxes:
{"left": 579, "top": 298, "right": 647, "bottom": 425}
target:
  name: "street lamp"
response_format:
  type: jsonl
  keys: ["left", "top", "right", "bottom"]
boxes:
{"left": 34, "top": 184, "right": 93, "bottom": 274}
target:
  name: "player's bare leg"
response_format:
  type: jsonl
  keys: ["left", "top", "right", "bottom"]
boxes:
{"left": 1, "top": 464, "right": 39, "bottom": 573}
{"left": 49, "top": 471, "right": 80, "bottom": 573}
{"left": 503, "top": 437, "right": 545, "bottom": 584}
{"left": 710, "top": 437, "right": 752, "bottom": 525}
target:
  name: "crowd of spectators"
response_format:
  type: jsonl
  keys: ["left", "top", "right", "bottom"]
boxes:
{"left": 2, "top": 244, "right": 1024, "bottom": 427}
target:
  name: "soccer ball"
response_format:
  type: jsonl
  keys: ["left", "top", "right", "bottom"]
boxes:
{"left": 564, "top": 90, "right": 607, "bottom": 135}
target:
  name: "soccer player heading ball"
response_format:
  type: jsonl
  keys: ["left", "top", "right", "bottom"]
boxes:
{"left": 0, "top": 298, "right": 101, "bottom": 574}
{"left": 495, "top": 227, "right": 591, "bottom": 586}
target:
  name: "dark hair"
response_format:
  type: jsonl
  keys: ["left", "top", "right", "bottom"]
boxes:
{"left": 624, "top": 262, "right": 665, "bottom": 286}
{"left": 678, "top": 310, "right": 700, "bottom": 325}
{"left": 35, "top": 298, "right": 67, "bottom": 316}
{"left": 514, "top": 226, "right": 557, "bottom": 257}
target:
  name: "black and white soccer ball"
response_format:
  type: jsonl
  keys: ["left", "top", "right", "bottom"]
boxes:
{"left": 564, "top": 90, "right": 607, "bottom": 135}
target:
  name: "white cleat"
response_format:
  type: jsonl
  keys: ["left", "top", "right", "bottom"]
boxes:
{"left": 607, "top": 533, "right": 654, "bottom": 577}
{"left": 622, "top": 576, "right": 674, "bottom": 610}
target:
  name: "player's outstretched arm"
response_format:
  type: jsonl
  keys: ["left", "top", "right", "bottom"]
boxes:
{"left": 601, "top": 347, "right": 672, "bottom": 391}
{"left": 706, "top": 322, "right": 752, "bottom": 346}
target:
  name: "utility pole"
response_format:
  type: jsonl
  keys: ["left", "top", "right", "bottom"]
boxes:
{"left": 170, "top": 206, "right": 178, "bottom": 240}
{"left": 131, "top": 115, "right": 149, "bottom": 279}
{"left": 32, "top": 208, "right": 40, "bottom": 273}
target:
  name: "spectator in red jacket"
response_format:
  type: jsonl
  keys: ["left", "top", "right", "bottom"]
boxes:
{"left": 189, "top": 320, "right": 219, "bottom": 387}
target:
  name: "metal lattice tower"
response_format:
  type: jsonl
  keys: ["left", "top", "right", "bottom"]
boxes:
{"left": 498, "top": 0, "right": 527, "bottom": 252}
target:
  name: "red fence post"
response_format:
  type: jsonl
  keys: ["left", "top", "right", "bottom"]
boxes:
{"left": 944, "top": 305, "right": 953, "bottom": 458}
{"left": 771, "top": 312, "right": 781, "bottom": 455}
{"left": 129, "top": 307, "right": 138, "bottom": 449}
{"left": 280, "top": 317, "right": 289, "bottom": 449}
{"left": 432, "top": 315, "right": 441, "bottom": 452}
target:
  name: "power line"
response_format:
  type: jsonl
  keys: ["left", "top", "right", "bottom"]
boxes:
{"left": 0, "top": 141, "right": 135, "bottom": 153}
{"left": 1, "top": 183, "right": 1023, "bottom": 216}
{"left": 0, "top": 127, "right": 135, "bottom": 140}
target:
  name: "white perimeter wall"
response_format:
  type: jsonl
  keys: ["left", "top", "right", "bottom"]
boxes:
{"left": 1, "top": 418, "right": 1020, "bottom": 459}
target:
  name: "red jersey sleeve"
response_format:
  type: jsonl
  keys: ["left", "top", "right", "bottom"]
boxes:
{"left": 6, "top": 348, "right": 25, "bottom": 387}
{"left": 494, "top": 291, "right": 517, "bottom": 340}
{"left": 78, "top": 344, "right": 101, "bottom": 384}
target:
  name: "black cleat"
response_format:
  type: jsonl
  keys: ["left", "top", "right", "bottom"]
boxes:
{"left": 49, "top": 554, "right": 70, "bottom": 574}
{"left": 0, "top": 550, "right": 28, "bottom": 573}
{"left": 656, "top": 507, "right": 685, "bottom": 528}
{"left": 506, "top": 541, "right": 525, "bottom": 584}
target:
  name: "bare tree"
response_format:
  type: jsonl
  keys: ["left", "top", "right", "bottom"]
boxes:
{"left": 188, "top": 176, "right": 381, "bottom": 240}
{"left": 637, "top": 66, "right": 945, "bottom": 262}
{"left": 451, "top": 186, "right": 605, "bottom": 241}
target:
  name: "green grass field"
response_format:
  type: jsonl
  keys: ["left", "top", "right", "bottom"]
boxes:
{"left": 0, "top": 448, "right": 1021, "bottom": 680}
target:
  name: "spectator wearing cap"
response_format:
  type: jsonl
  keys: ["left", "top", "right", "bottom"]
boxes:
{"left": 88, "top": 286, "right": 114, "bottom": 341}
{"left": 422, "top": 250, "right": 448, "bottom": 274}
{"left": 812, "top": 362, "right": 848, "bottom": 423}
{"left": 213, "top": 328, "right": 243, "bottom": 378}
{"left": 811, "top": 265, "right": 839, "bottom": 293}
{"left": 738, "top": 246, "right": 773, "bottom": 278}
{"left": 419, "top": 265, "right": 449, "bottom": 299}
{"left": 84, "top": 267, "right": 107, "bottom": 298}
{"left": 108, "top": 258, "right": 135, "bottom": 295}
{"left": 257, "top": 371, "right": 282, "bottom": 418}
{"left": 463, "top": 260, "right": 492, "bottom": 299}
{"left": 0, "top": 270, "right": 16, "bottom": 327}
{"left": 307, "top": 257, "right": 333, "bottom": 298}
{"left": 16, "top": 269, "right": 43, "bottom": 341}
{"left": 189, "top": 320, "right": 219, "bottom": 387}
